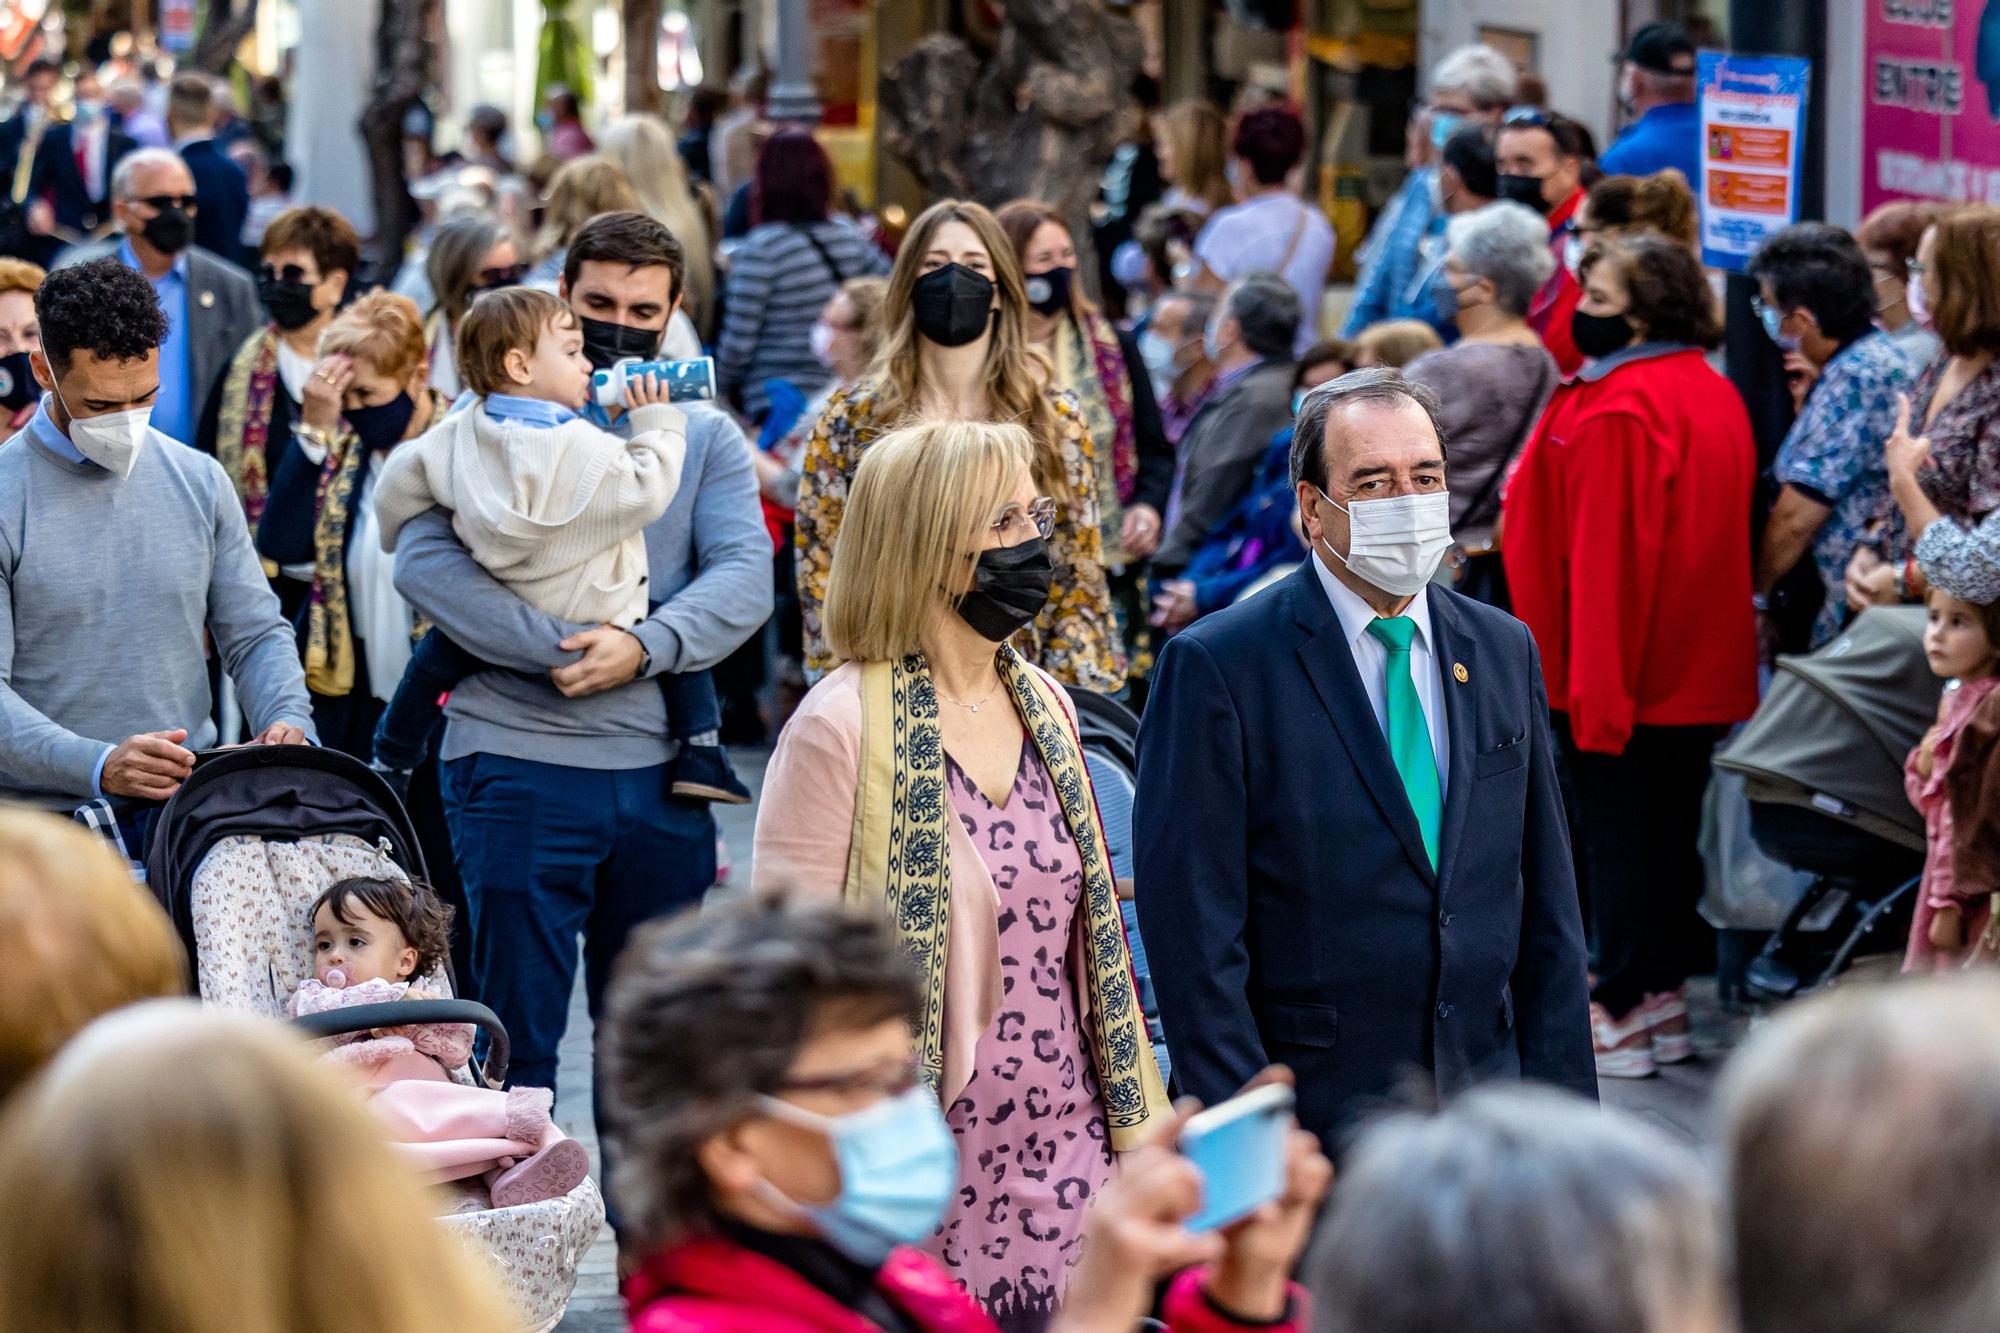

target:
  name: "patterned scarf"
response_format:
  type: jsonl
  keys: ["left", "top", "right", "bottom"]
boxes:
{"left": 1056, "top": 314, "right": 1138, "bottom": 561}
{"left": 303, "top": 389, "right": 447, "bottom": 696}
{"left": 212, "top": 325, "right": 280, "bottom": 529}
{"left": 845, "top": 648, "right": 1168, "bottom": 1150}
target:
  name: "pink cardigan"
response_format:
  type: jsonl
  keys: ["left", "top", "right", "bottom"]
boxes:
{"left": 753, "top": 661, "right": 1086, "bottom": 1109}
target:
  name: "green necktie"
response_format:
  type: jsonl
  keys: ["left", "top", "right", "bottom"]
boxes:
{"left": 1366, "top": 616, "right": 1442, "bottom": 868}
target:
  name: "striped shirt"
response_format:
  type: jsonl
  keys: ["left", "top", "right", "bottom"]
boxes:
{"left": 717, "top": 219, "right": 889, "bottom": 420}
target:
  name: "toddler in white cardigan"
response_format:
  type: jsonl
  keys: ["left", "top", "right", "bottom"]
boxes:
{"left": 368, "top": 288, "right": 687, "bottom": 792}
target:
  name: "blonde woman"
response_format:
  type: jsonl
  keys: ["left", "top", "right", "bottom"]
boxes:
{"left": 527, "top": 153, "right": 639, "bottom": 289}
{"left": 0, "top": 809, "right": 185, "bottom": 1103}
{"left": 0, "top": 1004, "right": 518, "bottom": 1332}
{"left": 602, "top": 113, "right": 719, "bottom": 340}
{"left": 756, "top": 419, "right": 1168, "bottom": 1329}
{"left": 1156, "top": 100, "right": 1235, "bottom": 222}
{"left": 0, "top": 256, "right": 45, "bottom": 444}
{"left": 795, "top": 198, "right": 1125, "bottom": 692}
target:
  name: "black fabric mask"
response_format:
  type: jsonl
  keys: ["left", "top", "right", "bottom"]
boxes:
{"left": 1025, "top": 265, "right": 1073, "bottom": 318}
{"left": 1570, "top": 307, "right": 1638, "bottom": 360}
{"left": 912, "top": 263, "right": 998, "bottom": 348}
{"left": 1496, "top": 174, "right": 1553, "bottom": 216}
{"left": 0, "top": 349, "right": 36, "bottom": 412}
{"left": 346, "top": 392, "right": 417, "bottom": 451}
{"left": 140, "top": 204, "right": 193, "bottom": 254}
{"left": 258, "top": 272, "right": 320, "bottom": 331}
{"left": 579, "top": 315, "right": 662, "bottom": 371}
{"left": 956, "top": 536, "right": 1055, "bottom": 642}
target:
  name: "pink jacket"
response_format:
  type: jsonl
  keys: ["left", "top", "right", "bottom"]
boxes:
{"left": 625, "top": 1235, "right": 1304, "bottom": 1333}
{"left": 287, "top": 978, "right": 475, "bottom": 1074}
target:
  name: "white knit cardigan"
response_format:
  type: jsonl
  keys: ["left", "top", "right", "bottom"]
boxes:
{"left": 372, "top": 401, "right": 687, "bottom": 627}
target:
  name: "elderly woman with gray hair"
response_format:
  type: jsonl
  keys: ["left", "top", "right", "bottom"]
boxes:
{"left": 1308, "top": 1085, "right": 1729, "bottom": 1333}
{"left": 1402, "top": 202, "right": 1560, "bottom": 608}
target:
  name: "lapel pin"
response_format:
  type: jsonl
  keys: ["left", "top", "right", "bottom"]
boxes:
{"left": 198, "top": 290, "right": 215, "bottom": 309}
{"left": 1453, "top": 662, "right": 1469, "bottom": 684}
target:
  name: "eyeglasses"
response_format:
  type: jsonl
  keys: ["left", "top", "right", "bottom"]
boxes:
{"left": 474, "top": 263, "right": 528, "bottom": 288}
{"left": 136, "top": 193, "right": 197, "bottom": 212}
{"left": 1501, "top": 106, "right": 1554, "bottom": 129}
{"left": 1748, "top": 294, "right": 1791, "bottom": 326}
{"left": 774, "top": 1058, "right": 924, "bottom": 1099}
{"left": 991, "top": 497, "right": 1057, "bottom": 542}
{"left": 1907, "top": 258, "right": 1929, "bottom": 281}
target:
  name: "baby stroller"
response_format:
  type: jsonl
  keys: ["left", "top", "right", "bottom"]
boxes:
{"left": 146, "top": 745, "right": 604, "bottom": 1332}
{"left": 1066, "top": 687, "right": 1172, "bottom": 1085}
{"left": 1712, "top": 606, "right": 1938, "bottom": 997}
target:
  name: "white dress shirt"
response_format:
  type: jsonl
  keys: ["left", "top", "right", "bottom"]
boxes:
{"left": 1311, "top": 553, "right": 1450, "bottom": 799}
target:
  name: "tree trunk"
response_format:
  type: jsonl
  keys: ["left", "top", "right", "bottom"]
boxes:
{"left": 623, "top": 0, "right": 663, "bottom": 117}
{"left": 879, "top": 0, "right": 1141, "bottom": 281}
{"left": 193, "top": 0, "right": 260, "bottom": 75}
{"left": 359, "top": 0, "right": 436, "bottom": 283}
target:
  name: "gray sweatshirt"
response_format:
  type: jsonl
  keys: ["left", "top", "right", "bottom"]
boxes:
{"left": 392, "top": 403, "right": 773, "bottom": 770}
{"left": 0, "top": 405, "right": 316, "bottom": 805}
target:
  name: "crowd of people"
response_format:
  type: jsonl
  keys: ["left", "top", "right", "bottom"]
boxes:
{"left": 10, "top": 18, "right": 2000, "bottom": 1333}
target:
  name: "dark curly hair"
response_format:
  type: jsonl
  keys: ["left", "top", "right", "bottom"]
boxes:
{"left": 1233, "top": 106, "right": 1307, "bottom": 186}
{"left": 1748, "top": 222, "right": 1877, "bottom": 344}
{"left": 1580, "top": 233, "right": 1723, "bottom": 350}
{"left": 306, "top": 876, "right": 453, "bottom": 980}
{"left": 36, "top": 260, "right": 168, "bottom": 373}
{"left": 601, "top": 895, "right": 922, "bottom": 1251}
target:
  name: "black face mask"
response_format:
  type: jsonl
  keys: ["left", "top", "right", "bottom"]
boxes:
{"left": 912, "top": 263, "right": 998, "bottom": 348}
{"left": 1496, "top": 174, "right": 1552, "bottom": 216}
{"left": 579, "top": 314, "right": 661, "bottom": 371}
{"left": 1025, "top": 265, "right": 1073, "bottom": 318}
{"left": 1570, "top": 307, "right": 1638, "bottom": 360}
{"left": 140, "top": 204, "right": 193, "bottom": 254}
{"left": 0, "top": 349, "right": 36, "bottom": 412}
{"left": 258, "top": 272, "right": 320, "bottom": 331}
{"left": 956, "top": 536, "right": 1055, "bottom": 642}
{"left": 346, "top": 392, "right": 417, "bottom": 451}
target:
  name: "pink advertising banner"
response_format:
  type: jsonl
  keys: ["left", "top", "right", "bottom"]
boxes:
{"left": 1864, "top": 0, "right": 2000, "bottom": 211}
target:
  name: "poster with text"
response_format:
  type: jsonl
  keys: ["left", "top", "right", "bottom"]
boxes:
{"left": 1863, "top": 0, "right": 2000, "bottom": 211}
{"left": 1698, "top": 51, "right": 1810, "bottom": 273}
{"left": 159, "top": 0, "right": 195, "bottom": 53}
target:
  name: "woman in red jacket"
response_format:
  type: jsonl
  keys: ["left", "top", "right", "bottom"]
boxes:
{"left": 1502, "top": 234, "right": 1759, "bottom": 1083}
{"left": 602, "top": 895, "right": 1326, "bottom": 1333}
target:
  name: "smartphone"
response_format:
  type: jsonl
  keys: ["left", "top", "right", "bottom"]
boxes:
{"left": 1178, "top": 1082, "right": 1295, "bottom": 1233}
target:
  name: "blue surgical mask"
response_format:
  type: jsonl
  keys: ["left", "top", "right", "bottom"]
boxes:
{"left": 1758, "top": 303, "right": 1802, "bottom": 353}
{"left": 1430, "top": 112, "right": 1464, "bottom": 152}
{"left": 1292, "top": 388, "right": 1308, "bottom": 415}
{"left": 1138, "top": 329, "right": 1179, "bottom": 384}
{"left": 1433, "top": 267, "right": 1462, "bottom": 321}
{"left": 1203, "top": 317, "right": 1230, "bottom": 363}
{"left": 755, "top": 1086, "right": 958, "bottom": 1266}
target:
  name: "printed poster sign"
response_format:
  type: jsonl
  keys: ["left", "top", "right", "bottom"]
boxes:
{"left": 1698, "top": 51, "right": 1810, "bottom": 273}
{"left": 1863, "top": 0, "right": 2000, "bottom": 210}
{"left": 160, "top": 0, "right": 196, "bottom": 53}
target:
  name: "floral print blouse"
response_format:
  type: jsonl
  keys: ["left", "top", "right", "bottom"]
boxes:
{"left": 795, "top": 379, "right": 1127, "bottom": 692}
{"left": 1885, "top": 357, "right": 2000, "bottom": 604}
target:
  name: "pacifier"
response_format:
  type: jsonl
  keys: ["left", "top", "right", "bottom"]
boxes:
{"left": 322, "top": 966, "right": 349, "bottom": 988}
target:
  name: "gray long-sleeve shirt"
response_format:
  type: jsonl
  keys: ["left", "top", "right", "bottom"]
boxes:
{"left": 0, "top": 403, "right": 315, "bottom": 806}
{"left": 392, "top": 403, "right": 772, "bottom": 770}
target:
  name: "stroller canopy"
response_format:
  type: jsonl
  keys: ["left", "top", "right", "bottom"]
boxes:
{"left": 1715, "top": 606, "right": 1941, "bottom": 851}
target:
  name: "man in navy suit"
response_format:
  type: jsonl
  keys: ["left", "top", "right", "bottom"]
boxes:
{"left": 30, "top": 96, "right": 136, "bottom": 245}
{"left": 1133, "top": 367, "right": 1593, "bottom": 1149}
{"left": 167, "top": 74, "right": 248, "bottom": 262}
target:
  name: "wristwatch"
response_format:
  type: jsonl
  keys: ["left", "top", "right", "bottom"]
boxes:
{"left": 623, "top": 628, "right": 652, "bottom": 676}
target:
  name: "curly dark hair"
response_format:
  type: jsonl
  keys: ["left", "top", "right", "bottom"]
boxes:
{"left": 601, "top": 895, "right": 922, "bottom": 1251}
{"left": 306, "top": 876, "right": 454, "bottom": 979}
{"left": 1748, "top": 222, "right": 1877, "bottom": 344}
{"left": 1580, "top": 233, "right": 1723, "bottom": 350}
{"left": 35, "top": 260, "right": 168, "bottom": 373}
{"left": 1233, "top": 106, "right": 1307, "bottom": 185}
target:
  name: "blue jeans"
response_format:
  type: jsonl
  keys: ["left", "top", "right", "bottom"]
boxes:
{"left": 439, "top": 752, "right": 717, "bottom": 1114}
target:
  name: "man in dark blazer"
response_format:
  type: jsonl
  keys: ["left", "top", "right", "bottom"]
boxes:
{"left": 53, "top": 148, "right": 260, "bottom": 447}
{"left": 1133, "top": 367, "right": 1594, "bottom": 1150}
{"left": 29, "top": 107, "right": 136, "bottom": 245}
{"left": 167, "top": 73, "right": 249, "bottom": 262}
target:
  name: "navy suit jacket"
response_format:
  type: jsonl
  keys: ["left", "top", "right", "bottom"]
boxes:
{"left": 180, "top": 138, "right": 249, "bottom": 262}
{"left": 1132, "top": 562, "right": 1594, "bottom": 1148}
{"left": 30, "top": 121, "right": 135, "bottom": 236}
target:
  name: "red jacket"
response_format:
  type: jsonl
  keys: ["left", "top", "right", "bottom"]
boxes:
{"left": 1528, "top": 189, "right": 1587, "bottom": 376}
{"left": 626, "top": 1235, "right": 1304, "bottom": 1333}
{"left": 1501, "top": 345, "right": 1759, "bottom": 755}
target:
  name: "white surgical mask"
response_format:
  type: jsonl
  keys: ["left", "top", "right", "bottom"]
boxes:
{"left": 809, "top": 318, "right": 838, "bottom": 368}
{"left": 1137, "top": 329, "right": 1179, "bottom": 384}
{"left": 53, "top": 373, "right": 150, "bottom": 479}
{"left": 1319, "top": 488, "right": 1454, "bottom": 596}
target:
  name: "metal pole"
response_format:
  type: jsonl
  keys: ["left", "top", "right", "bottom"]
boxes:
{"left": 765, "top": 0, "right": 820, "bottom": 123}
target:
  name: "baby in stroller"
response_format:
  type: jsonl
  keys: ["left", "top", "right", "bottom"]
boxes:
{"left": 288, "top": 876, "right": 589, "bottom": 1208}
{"left": 1906, "top": 588, "right": 2000, "bottom": 971}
